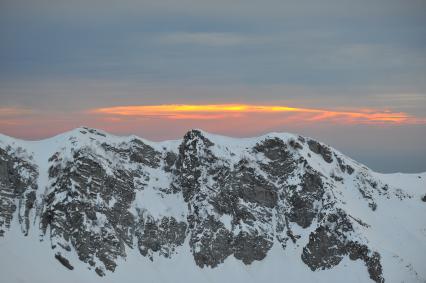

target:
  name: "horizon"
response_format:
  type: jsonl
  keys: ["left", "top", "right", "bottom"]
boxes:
{"left": 1, "top": 0, "right": 425, "bottom": 173}
{"left": 1, "top": 124, "right": 425, "bottom": 175}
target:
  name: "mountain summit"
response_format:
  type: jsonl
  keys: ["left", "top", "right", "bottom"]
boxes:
{"left": 0, "top": 127, "right": 425, "bottom": 283}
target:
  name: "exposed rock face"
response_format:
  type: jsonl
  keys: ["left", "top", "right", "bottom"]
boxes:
{"left": 102, "top": 139, "right": 162, "bottom": 168}
{"left": 335, "top": 154, "right": 354, "bottom": 175}
{"left": 1, "top": 127, "right": 420, "bottom": 282}
{"left": 287, "top": 170, "right": 325, "bottom": 228}
{"left": 302, "top": 210, "right": 384, "bottom": 283}
{"left": 190, "top": 216, "right": 233, "bottom": 268}
{"left": 0, "top": 147, "right": 38, "bottom": 237}
{"left": 253, "top": 137, "right": 296, "bottom": 183}
{"left": 136, "top": 215, "right": 187, "bottom": 260}
{"left": 175, "top": 133, "right": 281, "bottom": 267}
{"left": 41, "top": 148, "right": 138, "bottom": 273}
{"left": 308, "top": 139, "right": 333, "bottom": 163}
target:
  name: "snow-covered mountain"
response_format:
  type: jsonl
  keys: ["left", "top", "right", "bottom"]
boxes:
{"left": 0, "top": 127, "right": 425, "bottom": 283}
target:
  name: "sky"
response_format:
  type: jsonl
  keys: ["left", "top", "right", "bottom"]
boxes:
{"left": 0, "top": 0, "right": 425, "bottom": 173}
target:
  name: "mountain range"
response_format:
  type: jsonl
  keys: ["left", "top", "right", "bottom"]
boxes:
{"left": 0, "top": 127, "right": 425, "bottom": 283}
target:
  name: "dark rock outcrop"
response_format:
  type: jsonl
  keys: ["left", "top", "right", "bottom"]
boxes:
{"left": 302, "top": 210, "right": 384, "bottom": 283}
{"left": 55, "top": 253, "right": 74, "bottom": 270}
{"left": 40, "top": 143, "right": 155, "bottom": 273}
{"left": 308, "top": 140, "right": 333, "bottom": 163}
{"left": 287, "top": 170, "right": 325, "bottom": 228}
{"left": 136, "top": 215, "right": 187, "bottom": 260}
{"left": 190, "top": 216, "right": 233, "bottom": 268}
{"left": 0, "top": 147, "right": 38, "bottom": 237}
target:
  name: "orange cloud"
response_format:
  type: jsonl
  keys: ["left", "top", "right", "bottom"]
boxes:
{"left": 92, "top": 104, "right": 425, "bottom": 125}
{"left": 2, "top": 104, "right": 425, "bottom": 140}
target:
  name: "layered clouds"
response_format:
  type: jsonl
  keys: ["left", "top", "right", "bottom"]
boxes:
{"left": 0, "top": 0, "right": 425, "bottom": 172}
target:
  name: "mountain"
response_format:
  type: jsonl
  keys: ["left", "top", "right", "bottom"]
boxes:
{"left": 0, "top": 127, "right": 425, "bottom": 283}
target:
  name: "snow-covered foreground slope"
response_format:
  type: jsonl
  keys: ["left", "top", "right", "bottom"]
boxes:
{"left": 0, "top": 127, "right": 425, "bottom": 283}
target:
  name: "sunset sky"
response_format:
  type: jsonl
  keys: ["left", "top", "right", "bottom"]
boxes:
{"left": 1, "top": 0, "right": 425, "bottom": 172}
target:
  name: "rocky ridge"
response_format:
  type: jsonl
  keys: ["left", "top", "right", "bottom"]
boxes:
{"left": 0, "top": 127, "right": 425, "bottom": 282}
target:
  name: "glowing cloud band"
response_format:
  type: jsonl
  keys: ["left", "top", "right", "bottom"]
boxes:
{"left": 92, "top": 104, "right": 424, "bottom": 125}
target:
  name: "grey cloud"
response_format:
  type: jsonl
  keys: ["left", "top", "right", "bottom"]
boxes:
{"left": 1, "top": 0, "right": 426, "bottom": 172}
{"left": 156, "top": 32, "right": 264, "bottom": 46}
